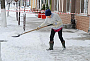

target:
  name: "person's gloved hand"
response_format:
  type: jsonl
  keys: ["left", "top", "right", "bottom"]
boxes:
{"left": 53, "top": 22, "right": 57, "bottom": 25}
{"left": 36, "top": 26, "right": 41, "bottom": 30}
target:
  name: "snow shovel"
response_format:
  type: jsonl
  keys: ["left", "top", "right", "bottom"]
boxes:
{"left": 12, "top": 24, "right": 53, "bottom": 37}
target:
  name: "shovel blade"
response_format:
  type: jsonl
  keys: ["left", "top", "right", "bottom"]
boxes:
{"left": 12, "top": 34, "right": 21, "bottom": 37}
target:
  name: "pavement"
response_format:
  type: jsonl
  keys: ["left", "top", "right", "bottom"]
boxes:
{"left": 0, "top": 13, "right": 90, "bottom": 61}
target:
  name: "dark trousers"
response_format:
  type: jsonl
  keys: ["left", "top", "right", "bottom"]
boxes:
{"left": 50, "top": 29, "right": 64, "bottom": 42}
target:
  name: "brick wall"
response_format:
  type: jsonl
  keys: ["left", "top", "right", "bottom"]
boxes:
{"left": 75, "top": 15, "right": 89, "bottom": 32}
{"left": 58, "top": 14, "right": 89, "bottom": 32}
{"left": 59, "top": 14, "right": 71, "bottom": 24}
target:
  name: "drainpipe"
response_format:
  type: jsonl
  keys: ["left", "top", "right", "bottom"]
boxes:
{"left": 88, "top": 16, "right": 90, "bottom": 32}
{"left": 88, "top": 0, "right": 90, "bottom": 32}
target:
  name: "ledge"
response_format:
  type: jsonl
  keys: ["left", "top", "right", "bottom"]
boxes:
{"left": 75, "top": 14, "right": 88, "bottom": 17}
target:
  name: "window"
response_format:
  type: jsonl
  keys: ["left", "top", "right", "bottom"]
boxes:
{"left": 54, "top": 0, "right": 57, "bottom": 11}
{"left": 66, "top": 0, "right": 71, "bottom": 13}
{"left": 45, "top": 0, "right": 46, "bottom": 3}
{"left": 80, "top": 0, "right": 88, "bottom": 13}
{"left": 42, "top": 0, "right": 43, "bottom": 4}
{"left": 81, "top": 0, "right": 84, "bottom": 13}
{"left": 29, "top": 0, "right": 31, "bottom": 6}
{"left": 54, "top": 0, "right": 59, "bottom": 11}
{"left": 47, "top": 0, "right": 51, "bottom": 8}
{"left": 39, "top": 0, "right": 40, "bottom": 8}
{"left": 84, "top": 0, "right": 88, "bottom": 13}
{"left": 27, "top": 0, "right": 30, "bottom": 6}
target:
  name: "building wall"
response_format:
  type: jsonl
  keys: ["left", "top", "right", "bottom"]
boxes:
{"left": 51, "top": 0, "right": 90, "bottom": 32}
{"left": 75, "top": 16, "right": 89, "bottom": 32}
{"left": 59, "top": 14, "right": 71, "bottom": 24}
{"left": 58, "top": 14, "right": 89, "bottom": 32}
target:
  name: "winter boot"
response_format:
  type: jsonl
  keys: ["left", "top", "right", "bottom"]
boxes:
{"left": 46, "top": 41, "right": 54, "bottom": 50}
{"left": 61, "top": 41, "right": 66, "bottom": 49}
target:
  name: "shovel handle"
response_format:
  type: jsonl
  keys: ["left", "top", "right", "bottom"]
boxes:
{"left": 22, "top": 24, "right": 53, "bottom": 35}
{"left": 12, "top": 24, "right": 53, "bottom": 37}
{"left": 47, "top": 24, "right": 53, "bottom": 26}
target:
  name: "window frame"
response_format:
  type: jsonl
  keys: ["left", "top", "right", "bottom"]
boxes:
{"left": 66, "top": 0, "right": 71, "bottom": 13}
{"left": 54, "top": 0, "right": 59, "bottom": 12}
{"left": 80, "top": 0, "right": 88, "bottom": 14}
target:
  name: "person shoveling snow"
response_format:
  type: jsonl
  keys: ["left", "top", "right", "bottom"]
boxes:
{"left": 37, "top": 9, "right": 66, "bottom": 50}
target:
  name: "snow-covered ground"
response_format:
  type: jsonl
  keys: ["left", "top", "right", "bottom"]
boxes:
{"left": 0, "top": 6, "right": 90, "bottom": 61}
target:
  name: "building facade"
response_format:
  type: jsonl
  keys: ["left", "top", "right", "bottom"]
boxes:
{"left": 25, "top": 0, "right": 90, "bottom": 32}
{"left": 51, "top": 0, "right": 89, "bottom": 32}
{"left": 68, "top": 0, "right": 89, "bottom": 32}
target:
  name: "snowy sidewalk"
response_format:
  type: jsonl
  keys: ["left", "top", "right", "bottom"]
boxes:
{"left": 0, "top": 12, "right": 90, "bottom": 61}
